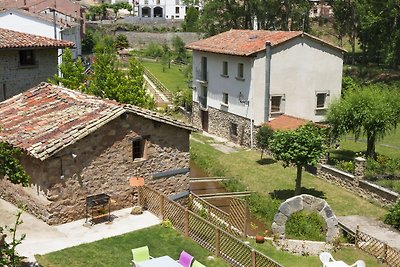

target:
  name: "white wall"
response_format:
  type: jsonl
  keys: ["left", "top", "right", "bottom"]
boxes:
{"left": 192, "top": 51, "right": 254, "bottom": 120}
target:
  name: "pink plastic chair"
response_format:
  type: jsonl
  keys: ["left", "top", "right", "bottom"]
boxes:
{"left": 178, "top": 250, "right": 194, "bottom": 267}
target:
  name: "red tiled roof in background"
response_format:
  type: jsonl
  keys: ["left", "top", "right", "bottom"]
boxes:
{"left": 266, "top": 114, "right": 309, "bottom": 131}
{"left": 186, "top": 29, "right": 345, "bottom": 56}
{"left": 1, "top": 0, "right": 83, "bottom": 19}
{"left": 0, "top": 83, "right": 125, "bottom": 160}
{"left": 0, "top": 27, "right": 75, "bottom": 49}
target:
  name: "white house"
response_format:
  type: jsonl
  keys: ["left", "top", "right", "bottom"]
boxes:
{"left": 186, "top": 29, "right": 345, "bottom": 147}
{"left": 0, "top": 9, "right": 81, "bottom": 58}
{"left": 0, "top": 27, "right": 74, "bottom": 101}
{"left": 137, "top": 0, "right": 201, "bottom": 19}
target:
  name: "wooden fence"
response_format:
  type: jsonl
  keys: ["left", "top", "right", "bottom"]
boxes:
{"left": 143, "top": 67, "right": 173, "bottom": 101}
{"left": 355, "top": 226, "right": 400, "bottom": 267}
{"left": 138, "top": 186, "right": 283, "bottom": 267}
{"left": 340, "top": 223, "right": 400, "bottom": 267}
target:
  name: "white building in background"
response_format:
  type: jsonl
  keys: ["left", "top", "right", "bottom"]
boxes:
{"left": 0, "top": 9, "right": 81, "bottom": 58}
{"left": 186, "top": 29, "right": 345, "bottom": 147}
{"left": 137, "top": 0, "right": 201, "bottom": 19}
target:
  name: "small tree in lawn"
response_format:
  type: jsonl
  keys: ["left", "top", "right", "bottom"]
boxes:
{"left": 269, "top": 124, "right": 327, "bottom": 196}
{"left": 255, "top": 125, "right": 274, "bottom": 159}
{"left": 327, "top": 84, "right": 400, "bottom": 159}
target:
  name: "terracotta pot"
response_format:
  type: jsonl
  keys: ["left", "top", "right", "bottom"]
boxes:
{"left": 255, "top": 235, "right": 265, "bottom": 243}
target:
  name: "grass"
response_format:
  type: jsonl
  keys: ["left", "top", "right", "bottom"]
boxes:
{"left": 141, "top": 60, "right": 189, "bottom": 94}
{"left": 35, "top": 225, "right": 229, "bottom": 267}
{"left": 190, "top": 133, "right": 387, "bottom": 221}
{"left": 249, "top": 239, "right": 384, "bottom": 267}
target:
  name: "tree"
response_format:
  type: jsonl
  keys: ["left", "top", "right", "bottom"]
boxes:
{"left": 115, "top": 34, "right": 129, "bottom": 50}
{"left": 49, "top": 48, "right": 86, "bottom": 90}
{"left": 269, "top": 124, "right": 327, "bottom": 195}
{"left": 82, "top": 31, "right": 95, "bottom": 55}
{"left": 0, "top": 142, "right": 29, "bottom": 186}
{"left": 171, "top": 36, "right": 187, "bottom": 63}
{"left": 327, "top": 84, "right": 400, "bottom": 159}
{"left": 182, "top": 6, "right": 200, "bottom": 32}
{"left": 255, "top": 125, "right": 274, "bottom": 159}
{"left": 88, "top": 43, "right": 155, "bottom": 109}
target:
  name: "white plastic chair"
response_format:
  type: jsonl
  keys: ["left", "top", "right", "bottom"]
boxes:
{"left": 319, "top": 252, "right": 335, "bottom": 267}
{"left": 350, "top": 260, "right": 366, "bottom": 267}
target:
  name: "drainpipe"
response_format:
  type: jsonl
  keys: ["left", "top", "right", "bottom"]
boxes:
{"left": 264, "top": 41, "right": 271, "bottom": 122}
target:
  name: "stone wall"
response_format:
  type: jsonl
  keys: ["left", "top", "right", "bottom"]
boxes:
{"left": 117, "top": 31, "right": 201, "bottom": 50}
{"left": 192, "top": 102, "right": 257, "bottom": 147}
{"left": 2, "top": 114, "right": 191, "bottom": 225}
{"left": 0, "top": 49, "right": 58, "bottom": 101}
{"left": 317, "top": 158, "right": 399, "bottom": 206}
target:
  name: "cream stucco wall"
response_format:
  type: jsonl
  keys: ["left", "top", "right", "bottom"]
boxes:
{"left": 191, "top": 34, "right": 344, "bottom": 135}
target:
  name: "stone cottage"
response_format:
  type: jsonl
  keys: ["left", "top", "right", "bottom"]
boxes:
{"left": 0, "top": 83, "right": 196, "bottom": 224}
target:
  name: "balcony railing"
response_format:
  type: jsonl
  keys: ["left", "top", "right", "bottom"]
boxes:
{"left": 195, "top": 68, "right": 208, "bottom": 83}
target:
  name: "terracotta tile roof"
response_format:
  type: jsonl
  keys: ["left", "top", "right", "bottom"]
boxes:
{"left": 1, "top": 0, "right": 83, "bottom": 19}
{"left": 186, "top": 29, "right": 346, "bottom": 56}
{"left": 266, "top": 114, "right": 309, "bottom": 131}
{"left": 0, "top": 9, "right": 79, "bottom": 28}
{"left": 0, "top": 83, "right": 196, "bottom": 160}
{"left": 124, "top": 105, "right": 198, "bottom": 132}
{"left": 0, "top": 83, "right": 125, "bottom": 160}
{"left": 0, "top": 27, "right": 75, "bottom": 49}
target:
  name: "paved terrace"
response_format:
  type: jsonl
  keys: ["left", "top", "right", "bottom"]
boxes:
{"left": 0, "top": 199, "right": 160, "bottom": 263}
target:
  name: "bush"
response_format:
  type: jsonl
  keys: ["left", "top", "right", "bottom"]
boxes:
{"left": 336, "top": 160, "right": 355, "bottom": 174}
{"left": 115, "top": 34, "right": 129, "bottom": 50}
{"left": 172, "top": 88, "right": 192, "bottom": 111}
{"left": 144, "top": 42, "right": 163, "bottom": 58}
{"left": 384, "top": 200, "right": 400, "bottom": 230}
{"left": 285, "top": 210, "right": 326, "bottom": 241}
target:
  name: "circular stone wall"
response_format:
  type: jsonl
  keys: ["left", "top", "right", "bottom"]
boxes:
{"left": 271, "top": 194, "right": 339, "bottom": 242}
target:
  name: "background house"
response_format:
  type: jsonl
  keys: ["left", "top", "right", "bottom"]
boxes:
{"left": 0, "top": 9, "right": 82, "bottom": 58}
{"left": 137, "top": 0, "right": 201, "bottom": 19}
{"left": 186, "top": 29, "right": 345, "bottom": 147}
{"left": 0, "top": 28, "right": 74, "bottom": 101}
{"left": 0, "top": 83, "right": 195, "bottom": 225}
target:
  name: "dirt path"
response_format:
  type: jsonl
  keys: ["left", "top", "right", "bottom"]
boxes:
{"left": 338, "top": 215, "right": 400, "bottom": 251}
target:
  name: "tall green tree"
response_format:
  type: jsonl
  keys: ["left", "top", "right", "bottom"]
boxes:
{"left": 269, "top": 124, "right": 327, "bottom": 195}
{"left": 50, "top": 48, "right": 86, "bottom": 90}
{"left": 88, "top": 43, "right": 155, "bottom": 109}
{"left": 256, "top": 125, "right": 274, "bottom": 159}
{"left": 327, "top": 84, "right": 400, "bottom": 159}
{"left": 171, "top": 36, "right": 187, "bottom": 63}
{"left": 182, "top": 6, "right": 200, "bottom": 32}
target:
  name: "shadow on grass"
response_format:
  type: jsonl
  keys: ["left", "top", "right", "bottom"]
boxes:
{"left": 269, "top": 187, "right": 326, "bottom": 201}
{"left": 329, "top": 149, "right": 358, "bottom": 161}
{"left": 256, "top": 158, "right": 277, "bottom": 165}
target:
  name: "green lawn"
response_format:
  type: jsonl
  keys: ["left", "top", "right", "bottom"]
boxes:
{"left": 35, "top": 225, "right": 229, "bottom": 267}
{"left": 190, "top": 133, "right": 387, "bottom": 220}
{"left": 141, "top": 60, "right": 189, "bottom": 94}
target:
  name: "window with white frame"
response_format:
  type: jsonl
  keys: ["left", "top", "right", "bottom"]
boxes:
{"left": 316, "top": 91, "right": 330, "bottom": 109}
{"left": 237, "top": 63, "right": 244, "bottom": 79}
{"left": 222, "top": 92, "right": 228, "bottom": 105}
{"left": 222, "top": 61, "right": 228, "bottom": 77}
{"left": 270, "top": 95, "right": 284, "bottom": 113}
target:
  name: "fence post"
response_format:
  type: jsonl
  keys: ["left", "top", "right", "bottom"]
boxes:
{"left": 251, "top": 249, "right": 256, "bottom": 267}
{"left": 355, "top": 225, "right": 360, "bottom": 248}
{"left": 160, "top": 194, "right": 164, "bottom": 220}
{"left": 215, "top": 228, "right": 220, "bottom": 257}
{"left": 184, "top": 209, "right": 189, "bottom": 237}
{"left": 383, "top": 243, "right": 387, "bottom": 263}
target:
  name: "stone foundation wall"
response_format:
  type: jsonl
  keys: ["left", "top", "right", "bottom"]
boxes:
{"left": 318, "top": 162, "right": 398, "bottom": 206}
{"left": 192, "top": 102, "right": 257, "bottom": 147}
{"left": 4, "top": 114, "right": 191, "bottom": 225}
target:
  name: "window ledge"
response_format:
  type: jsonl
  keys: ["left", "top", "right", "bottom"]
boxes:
{"left": 315, "top": 107, "right": 327, "bottom": 111}
{"left": 271, "top": 111, "right": 284, "bottom": 115}
{"left": 220, "top": 74, "right": 229, "bottom": 78}
{"left": 220, "top": 102, "right": 228, "bottom": 108}
{"left": 235, "top": 77, "right": 245, "bottom": 81}
{"left": 18, "top": 64, "right": 38, "bottom": 69}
